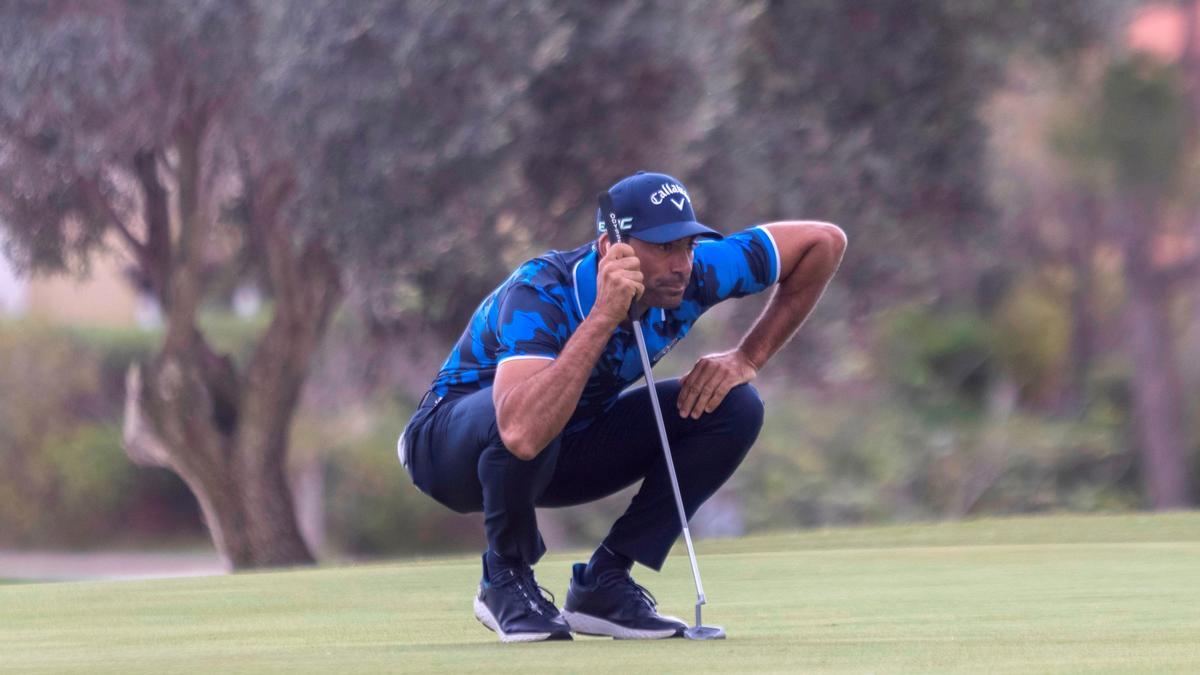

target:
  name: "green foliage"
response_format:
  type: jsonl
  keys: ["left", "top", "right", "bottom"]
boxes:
{"left": 320, "top": 402, "right": 481, "bottom": 557}
{"left": 196, "top": 307, "right": 272, "bottom": 366}
{"left": 0, "top": 0, "right": 255, "bottom": 274}
{"left": 1055, "top": 56, "right": 1192, "bottom": 195}
{"left": 876, "top": 294, "right": 1082, "bottom": 411}
{"left": 0, "top": 320, "right": 200, "bottom": 546}
{"left": 705, "top": 0, "right": 1112, "bottom": 308}
{"left": 736, "top": 393, "right": 933, "bottom": 527}
{"left": 59, "top": 324, "right": 163, "bottom": 405}
{"left": 1096, "top": 57, "right": 1190, "bottom": 191}
{"left": 877, "top": 304, "right": 996, "bottom": 418}
{"left": 0, "top": 0, "right": 1116, "bottom": 336}
{"left": 989, "top": 277, "right": 1071, "bottom": 400}
{"left": 45, "top": 425, "right": 137, "bottom": 537}
{"left": 735, "top": 385, "right": 1133, "bottom": 532}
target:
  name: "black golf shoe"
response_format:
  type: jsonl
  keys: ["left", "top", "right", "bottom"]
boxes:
{"left": 561, "top": 563, "right": 688, "bottom": 639}
{"left": 473, "top": 554, "right": 573, "bottom": 643}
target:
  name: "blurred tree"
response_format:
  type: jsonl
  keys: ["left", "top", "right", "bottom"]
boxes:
{"left": 1098, "top": 55, "right": 1197, "bottom": 508}
{"left": 692, "top": 0, "right": 1114, "bottom": 369}
{"left": 989, "top": 61, "right": 1110, "bottom": 414}
{"left": 517, "top": 2, "right": 741, "bottom": 250}
{"left": 0, "top": 322, "right": 204, "bottom": 546}
{"left": 0, "top": 0, "right": 559, "bottom": 567}
{"left": 1048, "top": 0, "right": 1200, "bottom": 508}
{"left": 358, "top": 0, "right": 739, "bottom": 393}
{"left": 0, "top": 0, "right": 291, "bottom": 567}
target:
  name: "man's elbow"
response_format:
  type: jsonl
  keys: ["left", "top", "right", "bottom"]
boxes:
{"left": 497, "top": 418, "right": 540, "bottom": 461}
{"left": 509, "top": 440, "right": 541, "bottom": 462}
{"left": 809, "top": 222, "right": 847, "bottom": 275}
{"left": 774, "top": 221, "right": 847, "bottom": 271}
{"left": 817, "top": 222, "right": 848, "bottom": 258}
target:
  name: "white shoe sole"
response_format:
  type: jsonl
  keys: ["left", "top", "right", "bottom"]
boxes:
{"left": 473, "top": 596, "right": 563, "bottom": 643}
{"left": 561, "top": 609, "right": 682, "bottom": 640}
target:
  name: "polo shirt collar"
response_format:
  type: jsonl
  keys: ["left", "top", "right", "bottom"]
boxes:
{"left": 573, "top": 248, "right": 598, "bottom": 320}
{"left": 572, "top": 247, "right": 665, "bottom": 326}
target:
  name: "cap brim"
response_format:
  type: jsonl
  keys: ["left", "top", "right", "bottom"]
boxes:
{"left": 630, "top": 220, "right": 724, "bottom": 244}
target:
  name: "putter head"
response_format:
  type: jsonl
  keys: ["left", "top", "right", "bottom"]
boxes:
{"left": 683, "top": 625, "right": 726, "bottom": 640}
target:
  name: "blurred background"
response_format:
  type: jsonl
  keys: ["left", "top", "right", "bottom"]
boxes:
{"left": 0, "top": 0, "right": 1197, "bottom": 578}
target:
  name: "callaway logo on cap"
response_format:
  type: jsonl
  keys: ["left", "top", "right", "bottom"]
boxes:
{"left": 595, "top": 171, "right": 724, "bottom": 243}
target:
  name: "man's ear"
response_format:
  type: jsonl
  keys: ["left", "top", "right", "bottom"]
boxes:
{"left": 596, "top": 235, "right": 608, "bottom": 256}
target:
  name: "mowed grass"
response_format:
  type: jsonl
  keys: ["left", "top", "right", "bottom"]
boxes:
{"left": 3, "top": 513, "right": 1199, "bottom": 673}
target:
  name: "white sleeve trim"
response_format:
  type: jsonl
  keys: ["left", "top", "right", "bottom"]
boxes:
{"left": 753, "top": 225, "right": 783, "bottom": 286}
{"left": 497, "top": 353, "right": 557, "bottom": 365}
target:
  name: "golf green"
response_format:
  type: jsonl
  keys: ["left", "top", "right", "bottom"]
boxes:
{"left": 3, "top": 513, "right": 1198, "bottom": 673}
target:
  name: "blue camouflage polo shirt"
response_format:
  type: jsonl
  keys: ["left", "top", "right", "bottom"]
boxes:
{"left": 429, "top": 226, "right": 782, "bottom": 435}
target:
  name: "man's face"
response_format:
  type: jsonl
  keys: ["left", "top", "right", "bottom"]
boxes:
{"left": 600, "top": 235, "right": 698, "bottom": 309}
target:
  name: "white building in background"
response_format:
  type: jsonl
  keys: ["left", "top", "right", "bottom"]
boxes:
{"left": 0, "top": 230, "right": 150, "bottom": 328}
{"left": 0, "top": 240, "right": 25, "bottom": 316}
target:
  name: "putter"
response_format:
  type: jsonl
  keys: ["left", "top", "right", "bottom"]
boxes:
{"left": 599, "top": 192, "right": 727, "bottom": 641}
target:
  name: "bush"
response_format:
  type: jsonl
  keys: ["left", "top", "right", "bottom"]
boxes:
{"left": 989, "top": 278, "right": 1071, "bottom": 403}
{"left": 876, "top": 304, "right": 997, "bottom": 420}
{"left": 731, "top": 384, "right": 1134, "bottom": 533}
{"left": 0, "top": 320, "right": 202, "bottom": 547}
{"left": 320, "top": 401, "right": 484, "bottom": 557}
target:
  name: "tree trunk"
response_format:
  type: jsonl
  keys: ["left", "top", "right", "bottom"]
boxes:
{"left": 120, "top": 125, "right": 343, "bottom": 569}
{"left": 1064, "top": 269, "right": 1095, "bottom": 411}
{"left": 1063, "top": 194, "right": 1099, "bottom": 413}
{"left": 1123, "top": 271, "right": 1192, "bottom": 508}
{"left": 124, "top": 392, "right": 312, "bottom": 569}
{"left": 123, "top": 302, "right": 338, "bottom": 569}
{"left": 1120, "top": 198, "right": 1193, "bottom": 509}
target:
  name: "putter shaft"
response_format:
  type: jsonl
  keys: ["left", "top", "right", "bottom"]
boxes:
{"left": 630, "top": 319, "right": 708, "bottom": 624}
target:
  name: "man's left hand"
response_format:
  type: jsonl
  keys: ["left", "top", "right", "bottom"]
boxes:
{"left": 676, "top": 349, "right": 759, "bottom": 419}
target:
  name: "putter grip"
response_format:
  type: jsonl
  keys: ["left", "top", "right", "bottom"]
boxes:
{"left": 598, "top": 191, "right": 622, "bottom": 245}
{"left": 597, "top": 191, "right": 639, "bottom": 321}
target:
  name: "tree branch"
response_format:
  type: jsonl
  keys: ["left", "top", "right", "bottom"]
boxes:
{"left": 236, "top": 165, "right": 342, "bottom": 463}
{"left": 163, "top": 110, "right": 214, "bottom": 352}
{"left": 83, "top": 177, "right": 145, "bottom": 256}
{"left": 122, "top": 364, "right": 172, "bottom": 469}
{"left": 133, "top": 150, "right": 174, "bottom": 307}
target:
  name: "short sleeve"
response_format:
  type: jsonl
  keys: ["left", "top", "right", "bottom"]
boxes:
{"left": 691, "top": 225, "right": 781, "bottom": 309}
{"left": 495, "top": 282, "right": 570, "bottom": 363}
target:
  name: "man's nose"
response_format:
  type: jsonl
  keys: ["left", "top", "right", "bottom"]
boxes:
{"left": 670, "top": 252, "right": 692, "bottom": 277}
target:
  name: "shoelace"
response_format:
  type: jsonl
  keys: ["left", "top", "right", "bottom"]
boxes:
{"left": 520, "top": 568, "right": 561, "bottom": 615}
{"left": 595, "top": 569, "right": 658, "bottom": 611}
{"left": 493, "top": 567, "right": 559, "bottom": 616}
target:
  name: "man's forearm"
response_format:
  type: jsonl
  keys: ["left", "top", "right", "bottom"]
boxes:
{"left": 497, "top": 313, "right": 616, "bottom": 458}
{"left": 738, "top": 231, "right": 844, "bottom": 370}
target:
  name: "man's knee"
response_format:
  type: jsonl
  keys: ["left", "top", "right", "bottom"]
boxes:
{"left": 721, "top": 382, "right": 765, "bottom": 430}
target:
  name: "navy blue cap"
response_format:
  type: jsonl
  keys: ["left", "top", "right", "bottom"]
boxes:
{"left": 595, "top": 171, "right": 723, "bottom": 244}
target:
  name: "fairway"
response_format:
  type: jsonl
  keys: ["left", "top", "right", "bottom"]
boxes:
{"left": 3, "top": 513, "right": 1199, "bottom": 673}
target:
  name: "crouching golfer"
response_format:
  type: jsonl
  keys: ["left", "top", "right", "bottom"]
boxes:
{"left": 398, "top": 171, "right": 846, "bottom": 642}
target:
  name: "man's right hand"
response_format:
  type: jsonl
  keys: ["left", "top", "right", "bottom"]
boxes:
{"left": 594, "top": 242, "right": 644, "bottom": 327}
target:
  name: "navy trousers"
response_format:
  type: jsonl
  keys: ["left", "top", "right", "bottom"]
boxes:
{"left": 399, "top": 378, "right": 764, "bottom": 571}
